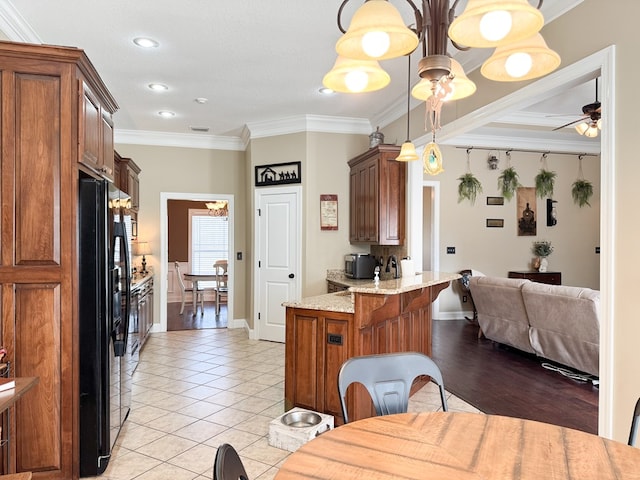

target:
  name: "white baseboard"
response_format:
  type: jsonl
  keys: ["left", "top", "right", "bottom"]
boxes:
{"left": 435, "top": 310, "right": 475, "bottom": 321}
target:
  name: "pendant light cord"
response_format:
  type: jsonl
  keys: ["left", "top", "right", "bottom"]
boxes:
{"left": 405, "top": 54, "right": 411, "bottom": 142}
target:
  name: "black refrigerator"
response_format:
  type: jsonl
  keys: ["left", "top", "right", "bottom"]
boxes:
{"left": 78, "top": 175, "right": 133, "bottom": 476}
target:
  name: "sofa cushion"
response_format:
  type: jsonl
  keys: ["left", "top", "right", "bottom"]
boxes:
{"left": 469, "top": 276, "right": 535, "bottom": 353}
{"left": 522, "top": 282, "right": 599, "bottom": 376}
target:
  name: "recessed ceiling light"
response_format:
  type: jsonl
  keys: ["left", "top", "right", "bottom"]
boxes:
{"left": 148, "top": 83, "right": 168, "bottom": 91}
{"left": 319, "top": 87, "right": 335, "bottom": 95}
{"left": 133, "top": 37, "right": 159, "bottom": 48}
{"left": 194, "top": 97, "right": 209, "bottom": 104}
{"left": 158, "top": 110, "right": 175, "bottom": 118}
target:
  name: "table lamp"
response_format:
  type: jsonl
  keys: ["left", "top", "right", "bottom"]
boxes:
{"left": 134, "top": 241, "right": 150, "bottom": 276}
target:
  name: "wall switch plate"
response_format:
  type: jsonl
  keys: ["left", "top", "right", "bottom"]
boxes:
{"left": 446, "top": 247, "right": 456, "bottom": 254}
{"left": 462, "top": 295, "right": 468, "bottom": 303}
{"left": 595, "top": 247, "right": 600, "bottom": 254}
{"left": 237, "top": 252, "right": 243, "bottom": 260}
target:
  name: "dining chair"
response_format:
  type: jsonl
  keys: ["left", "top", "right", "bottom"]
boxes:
{"left": 213, "top": 260, "right": 229, "bottom": 315}
{"left": 213, "top": 443, "right": 248, "bottom": 480}
{"left": 628, "top": 396, "right": 640, "bottom": 447}
{"left": 338, "top": 352, "right": 448, "bottom": 424}
{"left": 174, "top": 261, "right": 204, "bottom": 315}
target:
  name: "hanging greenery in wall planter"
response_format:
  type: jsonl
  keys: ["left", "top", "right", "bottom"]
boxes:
{"left": 458, "top": 173, "right": 483, "bottom": 204}
{"left": 497, "top": 151, "right": 520, "bottom": 200}
{"left": 534, "top": 153, "right": 556, "bottom": 198}
{"left": 535, "top": 169, "right": 556, "bottom": 198}
{"left": 572, "top": 155, "right": 593, "bottom": 207}
{"left": 458, "top": 149, "right": 482, "bottom": 204}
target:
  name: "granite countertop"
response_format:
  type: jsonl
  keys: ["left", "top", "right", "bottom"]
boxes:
{"left": 284, "top": 271, "right": 460, "bottom": 313}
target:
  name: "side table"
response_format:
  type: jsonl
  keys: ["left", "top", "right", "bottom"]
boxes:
{"left": 508, "top": 270, "right": 561, "bottom": 285}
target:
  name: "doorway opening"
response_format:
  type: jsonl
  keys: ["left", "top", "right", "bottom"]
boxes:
{"left": 158, "top": 192, "right": 235, "bottom": 333}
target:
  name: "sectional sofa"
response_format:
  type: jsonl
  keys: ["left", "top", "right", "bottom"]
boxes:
{"left": 468, "top": 276, "right": 600, "bottom": 377}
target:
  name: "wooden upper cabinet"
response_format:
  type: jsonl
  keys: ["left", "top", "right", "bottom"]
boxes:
{"left": 78, "top": 80, "right": 115, "bottom": 181}
{"left": 115, "top": 155, "right": 141, "bottom": 212}
{"left": 348, "top": 145, "right": 406, "bottom": 245}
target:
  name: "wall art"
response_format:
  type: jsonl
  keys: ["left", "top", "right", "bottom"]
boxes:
{"left": 255, "top": 161, "right": 301, "bottom": 187}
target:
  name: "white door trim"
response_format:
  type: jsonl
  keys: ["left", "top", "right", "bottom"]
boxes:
{"left": 157, "top": 191, "right": 235, "bottom": 332}
{"left": 252, "top": 185, "right": 302, "bottom": 341}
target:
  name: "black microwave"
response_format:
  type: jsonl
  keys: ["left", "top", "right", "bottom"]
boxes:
{"left": 345, "top": 253, "right": 377, "bottom": 279}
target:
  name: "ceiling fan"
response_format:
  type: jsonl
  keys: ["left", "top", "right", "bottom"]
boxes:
{"left": 552, "top": 78, "right": 601, "bottom": 137}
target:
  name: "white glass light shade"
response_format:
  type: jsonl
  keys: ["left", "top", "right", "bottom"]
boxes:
{"left": 323, "top": 56, "right": 390, "bottom": 93}
{"left": 576, "top": 122, "right": 599, "bottom": 138}
{"left": 575, "top": 122, "right": 589, "bottom": 135}
{"left": 412, "top": 58, "right": 476, "bottom": 101}
{"left": 449, "top": 0, "right": 544, "bottom": 48}
{"left": 481, "top": 33, "right": 560, "bottom": 82}
{"left": 423, "top": 142, "right": 444, "bottom": 175}
{"left": 336, "top": 0, "right": 419, "bottom": 61}
{"left": 395, "top": 142, "right": 419, "bottom": 162}
{"left": 480, "top": 10, "right": 512, "bottom": 42}
{"left": 584, "top": 125, "right": 599, "bottom": 138}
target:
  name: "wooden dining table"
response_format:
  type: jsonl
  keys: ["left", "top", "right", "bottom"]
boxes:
{"left": 275, "top": 412, "right": 640, "bottom": 479}
{"left": 182, "top": 271, "right": 217, "bottom": 315}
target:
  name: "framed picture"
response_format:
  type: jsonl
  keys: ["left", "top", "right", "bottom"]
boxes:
{"left": 486, "top": 218, "right": 504, "bottom": 228}
{"left": 486, "top": 196, "right": 504, "bottom": 206}
{"left": 320, "top": 194, "right": 338, "bottom": 231}
{"left": 255, "top": 161, "right": 301, "bottom": 187}
{"left": 517, "top": 187, "right": 537, "bottom": 236}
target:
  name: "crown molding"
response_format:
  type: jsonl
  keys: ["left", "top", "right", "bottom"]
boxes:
{"left": 0, "top": 0, "right": 41, "bottom": 43}
{"left": 245, "top": 114, "right": 371, "bottom": 139}
{"left": 114, "top": 129, "right": 245, "bottom": 151}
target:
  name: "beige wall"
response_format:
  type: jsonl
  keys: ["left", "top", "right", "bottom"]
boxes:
{"left": 114, "top": 144, "right": 247, "bottom": 320}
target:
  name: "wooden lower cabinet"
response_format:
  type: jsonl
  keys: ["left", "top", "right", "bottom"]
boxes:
{"left": 285, "top": 283, "right": 448, "bottom": 424}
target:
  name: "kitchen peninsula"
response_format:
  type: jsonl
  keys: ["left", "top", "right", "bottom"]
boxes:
{"left": 283, "top": 271, "right": 459, "bottom": 424}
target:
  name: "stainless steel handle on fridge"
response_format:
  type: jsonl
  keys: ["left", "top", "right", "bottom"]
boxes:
{"left": 112, "top": 222, "right": 130, "bottom": 358}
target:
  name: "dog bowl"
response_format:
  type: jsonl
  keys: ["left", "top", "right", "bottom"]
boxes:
{"left": 280, "top": 410, "right": 322, "bottom": 428}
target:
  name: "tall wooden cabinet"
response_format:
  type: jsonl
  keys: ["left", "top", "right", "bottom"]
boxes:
{"left": 0, "top": 41, "right": 117, "bottom": 480}
{"left": 348, "top": 145, "right": 406, "bottom": 245}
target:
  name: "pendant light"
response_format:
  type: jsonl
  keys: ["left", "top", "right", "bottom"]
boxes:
{"left": 481, "top": 33, "right": 560, "bottom": 81}
{"left": 396, "top": 54, "right": 419, "bottom": 162}
{"left": 323, "top": 55, "right": 390, "bottom": 93}
{"left": 412, "top": 57, "right": 476, "bottom": 101}
{"left": 448, "top": 0, "right": 544, "bottom": 48}
{"left": 336, "top": 0, "right": 419, "bottom": 61}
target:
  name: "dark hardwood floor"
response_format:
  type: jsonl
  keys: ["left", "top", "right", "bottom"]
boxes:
{"left": 432, "top": 319, "right": 599, "bottom": 434}
{"left": 167, "top": 301, "right": 228, "bottom": 330}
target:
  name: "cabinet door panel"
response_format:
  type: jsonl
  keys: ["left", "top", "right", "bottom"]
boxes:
{"left": 100, "top": 113, "right": 114, "bottom": 181}
{"left": 322, "top": 317, "right": 350, "bottom": 416}
{"left": 288, "top": 313, "right": 318, "bottom": 409}
{"left": 79, "top": 82, "right": 100, "bottom": 170}
{"left": 15, "top": 283, "right": 62, "bottom": 472}
{"left": 14, "top": 73, "right": 61, "bottom": 265}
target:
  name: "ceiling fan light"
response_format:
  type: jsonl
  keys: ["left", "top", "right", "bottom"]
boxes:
{"left": 449, "top": 0, "right": 544, "bottom": 48}
{"left": 597, "top": 118, "right": 602, "bottom": 130}
{"left": 336, "top": 0, "right": 419, "bottom": 61}
{"left": 396, "top": 142, "right": 419, "bottom": 162}
{"left": 584, "top": 125, "right": 599, "bottom": 138}
{"left": 412, "top": 58, "right": 476, "bottom": 101}
{"left": 323, "top": 56, "right": 390, "bottom": 93}
{"left": 481, "top": 33, "right": 560, "bottom": 82}
{"left": 575, "top": 122, "right": 589, "bottom": 135}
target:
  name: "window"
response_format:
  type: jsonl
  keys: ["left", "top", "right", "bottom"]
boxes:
{"left": 190, "top": 210, "right": 228, "bottom": 286}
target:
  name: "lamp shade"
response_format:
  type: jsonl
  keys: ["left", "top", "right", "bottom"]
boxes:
{"left": 133, "top": 241, "right": 150, "bottom": 256}
{"left": 412, "top": 58, "right": 476, "bottom": 101}
{"left": 480, "top": 33, "right": 560, "bottom": 82}
{"left": 395, "top": 142, "right": 419, "bottom": 162}
{"left": 336, "top": 0, "right": 419, "bottom": 61}
{"left": 448, "top": 0, "right": 544, "bottom": 48}
{"left": 323, "top": 55, "right": 390, "bottom": 93}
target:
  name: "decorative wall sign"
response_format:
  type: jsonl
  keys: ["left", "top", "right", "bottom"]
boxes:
{"left": 517, "top": 187, "right": 537, "bottom": 236}
{"left": 320, "top": 194, "right": 338, "bottom": 230}
{"left": 255, "top": 161, "right": 301, "bottom": 187}
{"left": 486, "top": 196, "right": 504, "bottom": 206}
{"left": 486, "top": 218, "right": 504, "bottom": 228}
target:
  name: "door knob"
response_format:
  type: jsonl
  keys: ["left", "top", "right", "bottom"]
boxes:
{"left": 288, "top": 273, "right": 295, "bottom": 279}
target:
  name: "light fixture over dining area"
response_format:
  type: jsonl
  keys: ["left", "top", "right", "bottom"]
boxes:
{"left": 205, "top": 200, "right": 229, "bottom": 217}
{"left": 323, "top": 0, "right": 561, "bottom": 174}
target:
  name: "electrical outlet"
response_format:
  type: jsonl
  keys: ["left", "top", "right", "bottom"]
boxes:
{"left": 462, "top": 295, "right": 468, "bottom": 303}
{"left": 446, "top": 247, "right": 455, "bottom": 254}
{"left": 595, "top": 247, "right": 600, "bottom": 254}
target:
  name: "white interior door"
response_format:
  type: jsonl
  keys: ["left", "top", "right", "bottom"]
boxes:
{"left": 256, "top": 187, "right": 301, "bottom": 342}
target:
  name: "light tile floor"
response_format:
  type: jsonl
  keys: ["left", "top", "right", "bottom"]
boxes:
{"left": 90, "top": 328, "right": 481, "bottom": 480}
